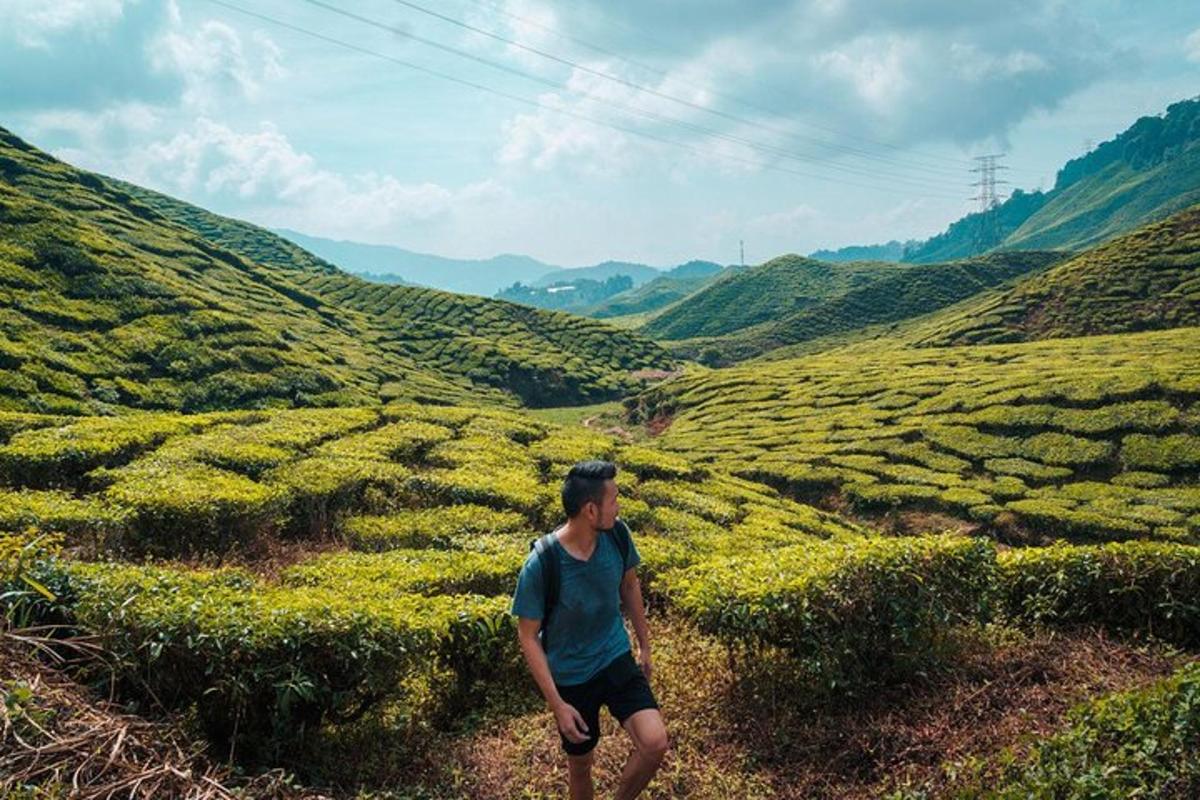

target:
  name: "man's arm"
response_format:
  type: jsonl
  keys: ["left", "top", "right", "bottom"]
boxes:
{"left": 516, "top": 617, "right": 590, "bottom": 743}
{"left": 620, "top": 568, "right": 653, "bottom": 680}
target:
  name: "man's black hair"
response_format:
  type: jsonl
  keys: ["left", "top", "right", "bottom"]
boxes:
{"left": 562, "top": 460, "right": 617, "bottom": 518}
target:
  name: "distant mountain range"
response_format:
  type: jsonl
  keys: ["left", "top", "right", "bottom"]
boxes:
{"left": 817, "top": 96, "right": 1200, "bottom": 265}
{"left": 499, "top": 260, "right": 727, "bottom": 316}
{"left": 275, "top": 228, "right": 713, "bottom": 300}
{"left": 274, "top": 229, "right": 554, "bottom": 296}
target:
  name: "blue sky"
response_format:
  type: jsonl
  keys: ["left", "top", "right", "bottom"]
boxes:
{"left": 2, "top": 0, "right": 1197, "bottom": 267}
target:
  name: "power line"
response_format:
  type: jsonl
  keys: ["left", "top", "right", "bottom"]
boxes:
{"left": 455, "top": 0, "right": 989, "bottom": 175}
{"left": 386, "top": 0, "right": 982, "bottom": 180}
{"left": 200, "top": 0, "right": 969, "bottom": 199}
{"left": 292, "top": 0, "right": 970, "bottom": 194}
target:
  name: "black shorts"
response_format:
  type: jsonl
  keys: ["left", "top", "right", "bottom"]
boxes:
{"left": 554, "top": 650, "right": 659, "bottom": 756}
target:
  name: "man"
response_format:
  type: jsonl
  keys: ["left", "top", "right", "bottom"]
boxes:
{"left": 511, "top": 460, "right": 668, "bottom": 800}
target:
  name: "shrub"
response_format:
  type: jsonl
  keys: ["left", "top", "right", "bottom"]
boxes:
{"left": 281, "top": 548, "right": 523, "bottom": 596}
{"left": 100, "top": 459, "right": 289, "bottom": 555}
{"left": 663, "top": 534, "right": 999, "bottom": 691}
{"left": 44, "top": 561, "right": 514, "bottom": 766}
{"left": 343, "top": 504, "right": 528, "bottom": 552}
{"left": 1121, "top": 433, "right": 1200, "bottom": 472}
{"left": 948, "top": 662, "right": 1200, "bottom": 798}
{"left": 999, "top": 541, "right": 1200, "bottom": 646}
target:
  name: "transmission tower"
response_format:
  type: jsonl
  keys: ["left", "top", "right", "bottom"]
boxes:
{"left": 969, "top": 153, "right": 1010, "bottom": 253}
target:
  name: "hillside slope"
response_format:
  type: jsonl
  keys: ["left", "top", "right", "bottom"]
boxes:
{"left": 665, "top": 251, "right": 1066, "bottom": 364}
{"left": 582, "top": 262, "right": 732, "bottom": 320}
{"left": 905, "top": 204, "right": 1200, "bottom": 346}
{"left": 629, "top": 326, "right": 1200, "bottom": 542}
{"left": 0, "top": 126, "right": 670, "bottom": 412}
{"left": 639, "top": 255, "right": 899, "bottom": 340}
{"left": 902, "top": 97, "right": 1200, "bottom": 263}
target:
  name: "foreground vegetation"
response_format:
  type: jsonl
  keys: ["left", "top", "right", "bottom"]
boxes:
{"left": 2, "top": 397, "right": 1199, "bottom": 797}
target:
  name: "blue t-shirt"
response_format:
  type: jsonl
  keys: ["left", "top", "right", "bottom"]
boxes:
{"left": 510, "top": 525, "right": 642, "bottom": 687}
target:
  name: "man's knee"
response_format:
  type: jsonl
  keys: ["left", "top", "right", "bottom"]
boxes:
{"left": 639, "top": 728, "right": 669, "bottom": 763}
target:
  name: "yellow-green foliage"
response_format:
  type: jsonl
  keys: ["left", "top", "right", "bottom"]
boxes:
{"left": 0, "top": 127, "right": 671, "bottom": 412}
{"left": 0, "top": 403, "right": 876, "bottom": 767}
{"left": 935, "top": 662, "right": 1200, "bottom": 799}
{"left": 661, "top": 534, "right": 998, "bottom": 690}
{"left": 281, "top": 548, "right": 524, "bottom": 596}
{"left": 633, "top": 327, "right": 1200, "bottom": 541}
{"left": 909, "top": 203, "right": 1200, "bottom": 347}
{"left": 999, "top": 541, "right": 1200, "bottom": 646}
{"left": 343, "top": 505, "right": 527, "bottom": 552}
{"left": 50, "top": 560, "right": 511, "bottom": 764}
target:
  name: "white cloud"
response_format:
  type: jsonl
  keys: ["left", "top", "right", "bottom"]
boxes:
{"left": 149, "top": 3, "right": 285, "bottom": 109}
{"left": 3, "top": 0, "right": 127, "bottom": 48}
{"left": 747, "top": 204, "right": 822, "bottom": 236}
{"left": 106, "top": 119, "right": 508, "bottom": 238}
{"left": 1186, "top": 29, "right": 1200, "bottom": 63}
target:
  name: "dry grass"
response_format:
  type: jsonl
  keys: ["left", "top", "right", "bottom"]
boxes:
{"left": 427, "top": 615, "right": 1188, "bottom": 800}
{"left": 0, "top": 631, "right": 326, "bottom": 800}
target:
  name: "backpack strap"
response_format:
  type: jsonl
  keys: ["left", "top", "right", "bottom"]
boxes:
{"left": 608, "top": 518, "right": 633, "bottom": 572}
{"left": 530, "top": 532, "right": 560, "bottom": 650}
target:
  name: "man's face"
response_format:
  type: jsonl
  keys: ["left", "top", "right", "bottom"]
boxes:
{"left": 588, "top": 478, "right": 619, "bottom": 530}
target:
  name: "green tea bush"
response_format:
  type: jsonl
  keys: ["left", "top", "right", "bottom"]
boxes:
{"left": 663, "top": 535, "right": 999, "bottom": 690}
{"left": 343, "top": 505, "right": 528, "bottom": 552}
{"left": 50, "top": 561, "right": 514, "bottom": 765}
{"left": 999, "top": 541, "right": 1200, "bottom": 645}
{"left": 0, "top": 488, "right": 127, "bottom": 548}
{"left": 946, "top": 662, "right": 1200, "bottom": 799}
{"left": 99, "top": 459, "right": 289, "bottom": 555}
{"left": 264, "top": 456, "right": 412, "bottom": 537}
{"left": 1121, "top": 433, "right": 1200, "bottom": 472}
{"left": 281, "top": 548, "right": 523, "bottom": 596}
{"left": 0, "top": 413, "right": 205, "bottom": 487}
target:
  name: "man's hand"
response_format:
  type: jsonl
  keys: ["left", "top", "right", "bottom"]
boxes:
{"left": 638, "top": 649, "right": 653, "bottom": 683}
{"left": 553, "top": 700, "right": 590, "bottom": 744}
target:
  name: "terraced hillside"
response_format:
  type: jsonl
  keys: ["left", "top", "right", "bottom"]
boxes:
{"left": 663, "top": 251, "right": 1066, "bottom": 365}
{"left": 639, "top": 255, "right": 900, "bottom": 340}
{"left": 0, "top": 404, "right": 866, "bottom": 774}
{"left": 630, "top": 326, "right": 1200, "bottom": 542}
{"left": 904, "top": 203, "right": 1200, "bottom": 346}
{"left": 0, "top": 127, "right": 670, "bottom": 412}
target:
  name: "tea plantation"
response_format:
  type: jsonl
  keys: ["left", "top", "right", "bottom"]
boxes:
{"left": 0, "top": 126, "right": 671, "bottom": 413}
{"left": 1, "top": 403, "right": 873, "bottom": 769}
{"left": 630, "top": 326, "right": 1200, "bottom": 542}
{"left": 3, "top": 123, "right": 1200, "bottom": 798}
{"left": 5, "top": 399, "right": 1200, "bottom": 795}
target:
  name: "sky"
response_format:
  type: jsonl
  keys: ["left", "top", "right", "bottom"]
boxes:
{"left": 1, "top": 0, "right": 1198, "bottom": 268}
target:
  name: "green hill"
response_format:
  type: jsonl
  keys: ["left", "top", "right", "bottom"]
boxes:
{"left": 904, "top": 204, "right": 1200, "bottom": 346}
{"left": 902, "top": 97, "right": 1200, "bottom": 262}
{"left": 639, "top": 255, "right": 900, "bottom": 340}
{"left": 663, "top": 251, "right": 1067, "bottom": 365}
{"left": 0, "top": 126, "right": 670, "bottom": 413}
{"left": 582, "top": 263, "right": 733, "bottom": 320}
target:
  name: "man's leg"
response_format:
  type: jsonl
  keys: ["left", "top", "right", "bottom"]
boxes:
{"left": 614, "top": 708, "right": 668, "bottom": 800}
{"left": 566, "top": 751, "right": 595, "bottom": 800}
